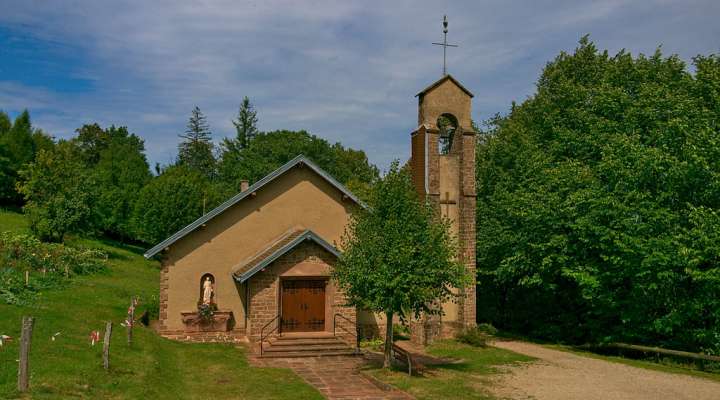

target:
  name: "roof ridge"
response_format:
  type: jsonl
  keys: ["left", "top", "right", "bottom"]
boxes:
{"left": 143, "top": 155, "right": 365, "bottom": 259}
{"left": 415, "top": 74, "right": 474, "bottom": 98}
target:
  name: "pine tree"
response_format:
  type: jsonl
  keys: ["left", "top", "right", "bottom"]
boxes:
{"left": 0, "top": 110, "right": 36, "bottom": 205}
{"left": 231, "top": 96, "right": 258, "bottom": 149}
{"left": 0, "top": 111, "right": 11, "bottom": 135}
{"left": 178, "top": 106, "right": 215, "bottom": 179}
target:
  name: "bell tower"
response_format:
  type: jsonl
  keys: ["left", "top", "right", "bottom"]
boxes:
{"left": 409, "top": 73, "right": 477, "bottom": 344}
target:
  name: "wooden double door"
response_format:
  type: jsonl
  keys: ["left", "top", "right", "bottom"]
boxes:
{"left": 281, "top": 279, "right": 326, "bottom": 332}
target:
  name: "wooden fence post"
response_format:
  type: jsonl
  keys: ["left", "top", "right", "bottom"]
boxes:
{"left": 103, "top": 322, "right": 112, "bottom": 371}
{"left": 17, "top": 316, "right": 35, "bottom": 392}
{"left": 127, "top": 297, "right": 136, "bottom": 346}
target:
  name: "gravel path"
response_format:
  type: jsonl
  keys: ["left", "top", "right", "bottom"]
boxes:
{"left": 490, "top": 340, "right": 720, "bottom": 400}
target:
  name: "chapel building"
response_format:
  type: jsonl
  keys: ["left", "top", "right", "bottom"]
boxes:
{"left": 145, "top": 74, "right": 477, "bottom": 352}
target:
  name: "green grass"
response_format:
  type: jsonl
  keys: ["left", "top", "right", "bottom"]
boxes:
{"left": 0, "top": 209, "right": 30, "bottom": 234}
{"left": 0, "top": 210, "right": 322, "bottom": 399}
{"left": 544, "top": 344, "right": 720, "bottom": 383}
{"left": 364, "top": 340, "right": 535, "bottom": 400}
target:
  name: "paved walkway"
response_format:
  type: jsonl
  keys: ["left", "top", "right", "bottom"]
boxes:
{"left": 250, "top": 355, "right": 412, "bottom": 400}
{"left": 491, "top": 340, "right": 720, "bottom": 400}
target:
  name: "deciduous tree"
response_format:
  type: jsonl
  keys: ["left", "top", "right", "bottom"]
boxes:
{"left": 476, "top": 37, "right": 720, "bottom": 353}
{"left": 17, "top": 142, "right": 97, "bottom": 242}
{"left": 130, "top": 166, "right": 220, "bottom": 245}
{"left": 333, "top": 162, "right": 467, "bottom": 367}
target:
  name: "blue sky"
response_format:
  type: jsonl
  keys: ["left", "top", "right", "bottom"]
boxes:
{"left": 1, "top": 1, "right": 719, "bottom": 171}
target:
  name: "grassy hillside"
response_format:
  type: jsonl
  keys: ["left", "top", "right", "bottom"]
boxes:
{"left": 0, "top": 210, "right": 321, "bottom": 399}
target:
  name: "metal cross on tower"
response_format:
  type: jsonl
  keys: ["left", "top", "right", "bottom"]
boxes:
{"left": 432, "top": 15, "right": 458, "bottom": 76}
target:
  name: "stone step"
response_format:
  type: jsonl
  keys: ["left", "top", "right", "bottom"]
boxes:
{"left": 260, "top": 349, "right": 359, "bottom": 358}
{"left": 264, "top": 344, "right": 351, "bottom": 353}
{"left": 268, "top": 338, "right": 347, "bottom": 347}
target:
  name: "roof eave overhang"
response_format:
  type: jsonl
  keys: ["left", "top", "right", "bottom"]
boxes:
{"left": 415, "top": 74, "right": 474, "bottom": 98}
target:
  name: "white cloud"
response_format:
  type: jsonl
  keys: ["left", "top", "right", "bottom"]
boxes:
{"left": 0, "top": 0, "right": 718, "bottom": 169}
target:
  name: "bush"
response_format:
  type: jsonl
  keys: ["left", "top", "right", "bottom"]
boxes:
{"left": 393, "top": 323, "right": 410, "bottom": 340}
{"left": 142, "top": 293, "right": 160, "bottom": 320}
{"left": 456, "top": 324, "right": 498, "bottom": 347}
{"left": 0, "top": 232, "right": 107, "bottom": 304}
{"left": 476, "top": 323, "right": 498, "bottom": 336}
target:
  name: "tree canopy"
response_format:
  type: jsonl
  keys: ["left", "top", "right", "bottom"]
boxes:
{"left": 130, "top": 165, "right": 220, "bottom": 245}
{"left": 18, "top": 142, "right": 97, "bottom": 242}
{"left": 476, "top": 37, "right": 720, "bottom": 353}
{"left": 218, "top": 129, "right": 378, "bottom": 200}
{"left": 333, "top": 161, "right": 467, "bottom": 366}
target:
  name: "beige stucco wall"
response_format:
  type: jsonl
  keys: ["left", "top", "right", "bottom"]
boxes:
{"left": 418, "top": 79, "right": 473, "bottom": 131}
{"left": 161, "top": 166, "right": 355, "bottom": 332}
{"left": 439, "top": 155, "right": 460, "bottom": 323}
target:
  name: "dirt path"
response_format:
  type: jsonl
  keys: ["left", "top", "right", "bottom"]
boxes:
{"left": 490, "top": 341, "right": 720, "bottom": 400}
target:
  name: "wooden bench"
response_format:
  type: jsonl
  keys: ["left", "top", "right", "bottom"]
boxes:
{"left": 391, "top": 343, "right": 424, "bottom": 375}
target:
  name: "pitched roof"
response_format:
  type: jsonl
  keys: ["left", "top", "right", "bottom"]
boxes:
{"left": 232, "top": 229, "right": 340, "bottom": 283}
{"left": 416, "top": 74, "right": 474, "bottom": 98}
{"left": 143, "top": 155, "right": 365, "bottom": 259}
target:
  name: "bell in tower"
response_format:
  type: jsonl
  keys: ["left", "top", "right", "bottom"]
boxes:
{"left": 409, "top": 73, "right": 477, "bottom": 345}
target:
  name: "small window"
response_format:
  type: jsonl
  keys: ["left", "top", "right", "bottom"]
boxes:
{"left": 437, "top": 113, "right": 458, "bottom": 155}
{"left": 200, "top": 273, "right": 215, "bottom": 305}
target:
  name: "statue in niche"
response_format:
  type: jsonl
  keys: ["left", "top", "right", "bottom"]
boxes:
{"left": 202, "top": 276, "right": 214, "bottom": 305}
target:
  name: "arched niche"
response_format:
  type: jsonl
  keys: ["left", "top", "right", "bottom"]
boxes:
{"left": 437, "top": 113, "right": 459, "bottom": 155}
{"left": 199, "top": 273, "right": 216, "bottom": 304}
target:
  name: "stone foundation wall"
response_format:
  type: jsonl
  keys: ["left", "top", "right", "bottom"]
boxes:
{"left": 159, "top": 264, "right": 170, "bottom": 332}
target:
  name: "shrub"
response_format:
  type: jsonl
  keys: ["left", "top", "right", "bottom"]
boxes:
{"left": 0, "top": 232, "right": 107, "bottom": 304}
{"left": 476, "top": 323, "right": 498, "bottom": 336}
{"left": 393, "top": 323, "right": 410, "bottom": 340}
{"left": 456, "top": 324, "right": 498, "bottom": 347}
{"left": 142, "top": 293, "right": 160, "bottom": 320}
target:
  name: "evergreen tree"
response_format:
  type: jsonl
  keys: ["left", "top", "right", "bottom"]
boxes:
{"left": 0, "top": 111, "right": 13, "bottom": 203}
{"left": 178, "top": 106, "right": 216, "bottom": 178}
{"left": 231, "top": 96, "right": 258, "bottom": 150}
{"left": 0, "top": 111, "right": 10, "bottom": 134}
{"left": 0, "top": 110, "right": 37, "bottom": 205}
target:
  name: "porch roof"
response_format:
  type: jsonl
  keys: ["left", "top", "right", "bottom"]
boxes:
{"left": 232, "top": 229, "right": 340, "bottom": 283}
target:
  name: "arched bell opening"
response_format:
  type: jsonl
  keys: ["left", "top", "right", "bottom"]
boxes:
{"left": 437, "top": 113, "right": 459, "bottom": 155}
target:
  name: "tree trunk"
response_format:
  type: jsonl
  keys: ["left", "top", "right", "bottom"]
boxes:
{"left": 383, "top": 311, "right": 394, "bottom": 368}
